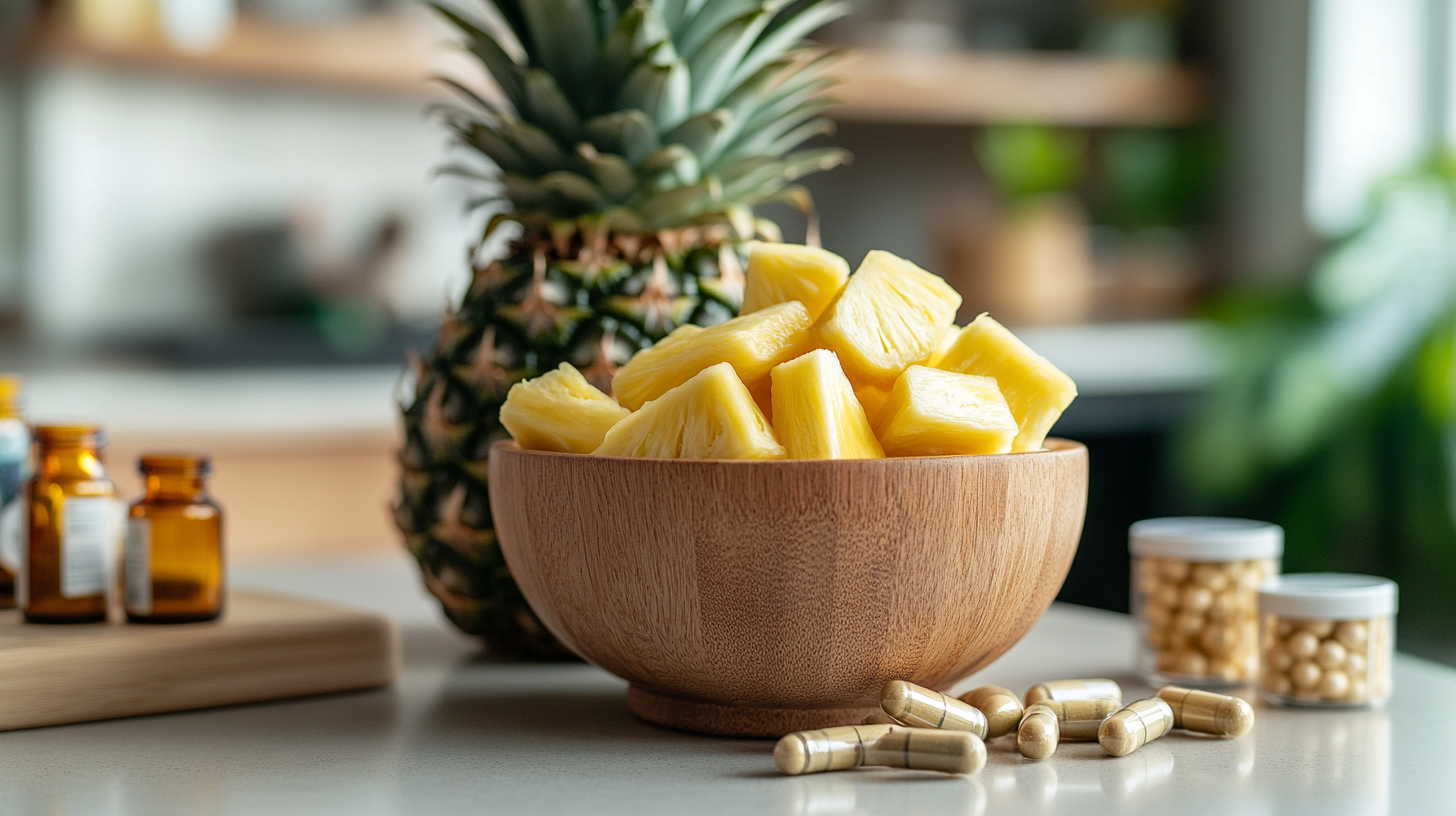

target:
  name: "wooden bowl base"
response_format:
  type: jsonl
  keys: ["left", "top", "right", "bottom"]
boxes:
{"left": 627, "top": 685, "right": 878, "bottom": 738}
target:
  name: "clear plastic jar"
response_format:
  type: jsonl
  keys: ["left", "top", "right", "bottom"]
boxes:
{"left": 1258, "top": 574, "right": 1396, "bottom": 707}
{"left": 1131, "top": 518, "right": 1283, "bottom": 687}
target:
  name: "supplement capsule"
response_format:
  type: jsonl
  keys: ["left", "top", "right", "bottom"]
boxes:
{"left": 880, "top": 681, "right": 988, "bottom": 738}
{"left": 1099, "top": 698, "right": 1175, "bottom": 757}
{"left": 1016, "top": 705, "right": 1059, "bottom": 760}
{"left": 1020, "top": 698, "right": 1120, "bottom": 741}
{"left": 774, "top": 725, "right": 983, "bottom": 776}
{"left": 862, "top": 711, "right": 901, "bottom": 726}
{"left": 774, "top": 724, "right": 894, "bottom": 775}
{"left": 1156, "top": 686, "right": 1255, "bottom": 737}
{"left": 959, "top": 685, "right": 1023, "bottom": 738}
{"left": 1024, "top": 678, "right": 1123, "bottom": 707}
{"left": 866, "top": 728, "right": 986, "bottom": 775}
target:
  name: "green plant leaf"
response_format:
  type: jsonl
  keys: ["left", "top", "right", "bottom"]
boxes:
{"left": 575, "top": 144, "right": 638, "bottom": 201}
{"left": 431, "top": 4, "right": 528, "bottom": 114}
{"left": 663, "top": 109, "right": 732, "bottom": 157}
{"left": 598, "top": 4, "right": 670, "bottom": 110}
{"left": 499, "top": 118, "right": 569, "bottom": 170}
{"left": 524, "top": 69, "right": 582, "bottom": 144}
{"left": 584, "top": 110, "right": 660, "bottom": 163}
{"left": 540, "top": 171, "right": 609, "bottom": 210}
{"left": 520, "top": 0, "right": 600, "bottom": 108}
{"left": 637, "top": 144, "right": 700, "bottom": 186}
{"left": 686, "top": 9, "right": 775, "bottom": 111}
{"left": 618, "top": 58, "right": 691, "bottom": 131}
{"left": 724, "top": 0, "right": 849, "bottom": 92}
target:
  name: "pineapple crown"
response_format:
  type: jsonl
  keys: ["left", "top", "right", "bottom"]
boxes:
{"left": 431, "top": 0, "right": 851, "bottom": 243}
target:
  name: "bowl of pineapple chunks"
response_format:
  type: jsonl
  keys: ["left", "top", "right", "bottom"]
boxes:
{"left": 488, "top": 245, "right": 1087, "bottom": 737}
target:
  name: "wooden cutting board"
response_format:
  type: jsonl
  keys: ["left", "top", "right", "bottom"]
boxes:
{"left": 0, "top": 590, "right": 400, "bottom": 731}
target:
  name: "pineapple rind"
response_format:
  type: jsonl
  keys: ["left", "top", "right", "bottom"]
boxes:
{"left": 742, "top": 243, "right": 851, "bottom": 322}
{"left": 936, "top": 314, "right": 1077, "bottom": 452}
{"left": 817, "top": 250, "right": 963, "bottom": 386}
{"left": 595, "top": 363, "right": 786, "bottom": 460}
{"left": 499, "top": 363, "right": 629, "bottom": 454}
{"left": 771, "top": 349, "right": 885, "bottom": 459}
{"left": 877, "top": 365, "right": 1018, "bottom": 457}
{"left": 611, "top": 301, "right": 813, "bottom": 411}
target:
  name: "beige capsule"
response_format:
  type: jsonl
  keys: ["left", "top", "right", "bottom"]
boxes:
{"left": 1319, "top": 669, "right": 1351, "bottom": 701}
{"left": 1290, "top": 659, "right": 1322, "bottom": 690}
{"left": 774, "top": 724, "right": 895, "bottom": 775}
{"left": 1156, "top": 686, "right": 1255, "bottom": 737}
{"left": 880, "top": 681, "right": 988, "bottom": 738}
{"left": 1016, "top": 705, "right": 1059, "bottom": 760}
{"left": 959, "top": 685, "right": 1023, "bottom": 739}
{"left": 867, "top": 727, "right": 986, "bottom": 775}
{"left": 1099, "top": 698, "right": 1176, "bottom": 757}
{"left": 1021, "top": 698, "right": 1121, "bottom": 741}
{"left": 1024, "top": 678, "right": 1123, "bottom": 707}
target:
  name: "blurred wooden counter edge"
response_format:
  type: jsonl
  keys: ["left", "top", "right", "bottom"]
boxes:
{"left": 0, "top": 591, "right": 400, "bottom": 732}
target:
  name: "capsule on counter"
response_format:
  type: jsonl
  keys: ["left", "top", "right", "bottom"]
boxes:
{"left": 1020, "top": 698, "right": 1120, "bottom": 741}
{"left": 1017, "top": 705, "right": 1059, "bottom": 760}
{"left": 1156, "top": 685, "right": 1255, "bottom": 737}
{"left": 773, "top": 724, "right": 983, "bottom": 775}
{"left": 960, "top": 685, "right": 1023, "bottom": 738}
{"left": 1023, "top": 678, "right": 1123, "bottom": 707}
{"left": 880, "top": 680, "right": 988, "bottom": 738}
{"left": 1099, "top": 698, "right": 1176, "bottom": 757}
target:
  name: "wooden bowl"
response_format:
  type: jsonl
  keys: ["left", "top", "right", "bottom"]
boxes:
{"left": 489, "top": 439, "right": 1088, "bottom": 737}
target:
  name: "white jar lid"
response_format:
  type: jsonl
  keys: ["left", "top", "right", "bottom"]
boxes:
{"left": 1129, "top": 517, "right": 1284, "bottom": 561}
{"left": 1258, "top": 574, "right": 1398, "bottom": 620}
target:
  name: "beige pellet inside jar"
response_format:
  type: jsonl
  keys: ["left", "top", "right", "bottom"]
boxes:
{"left": 1138, "top": 556, "right": 1276, "bottom": 683}
{"left": 1259, "top": 615, "right": 1391, "bottom": 704}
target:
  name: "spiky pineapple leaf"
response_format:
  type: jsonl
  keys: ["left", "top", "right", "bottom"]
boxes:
{"left": 520, "top": 0, "right": 600, "bottom": 109}
{"left": 584, "top": 110, "right": 660, "bottom": 163}
{"left": 432, "top": 4, "right": 528, "bottom": 114}
{"left": 727, "top": 0, "right": 849, "bottom": 91}
{"left": 524, "top": 69, "right": 581, "bottom": 143}
{"left": 618, "top": 57, "right": 690, "bottom": 131}
{"left": 575, "top": 145, "right": 638, "bottom": 201}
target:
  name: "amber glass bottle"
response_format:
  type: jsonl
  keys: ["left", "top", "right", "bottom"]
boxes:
{"left": 124, "top": 455, "right": 223, "bottom": 623}
{"left": 24, "top": 426, "right": 116, "bottom": 623}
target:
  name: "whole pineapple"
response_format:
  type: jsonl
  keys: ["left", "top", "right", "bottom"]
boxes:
{"left": 396, "top": 0, "right": 850, "bottom": 655}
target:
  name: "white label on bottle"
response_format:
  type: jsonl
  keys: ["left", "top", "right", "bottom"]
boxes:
{"left": 61, "top": 497, "right": 113, "bottom": 599}
{"left": 124, "top": 518, "right": 151, "bottom": 615}
{"left": 0, "top": 495, "right": 21, "bottom": 576}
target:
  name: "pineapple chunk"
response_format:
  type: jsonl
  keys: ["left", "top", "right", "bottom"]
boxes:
{"left": 595, "top": 363, "right": 786, "bottom": 459}
{"left": 500, "top": 363, "right": 630, "bottom": 454}
{"left": 611, "top": 301, "right": 812, "bottom": 411}
{"left": 816, "top": 250, "right": 963, "bottom": 385}
{"left": 876, "top": 365, "right": 1018, "bottom": 457}
{"left": 935, "top": 314, "right": 1077, "bottom": 452}
{"left": 770, "top": 349, "right": 884, "bottom": 459}
{"left": 742, "top": 243, "right": 851, "bottom": 322}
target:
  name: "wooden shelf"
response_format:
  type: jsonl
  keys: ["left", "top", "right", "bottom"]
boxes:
{"left": 832, "top": 49, "right": 1209, "bottom": 126}
{"left": 29, "top": 16, "right": 1208, "bottom": 125}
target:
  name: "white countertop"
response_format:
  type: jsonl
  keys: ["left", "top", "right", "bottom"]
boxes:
{"left": 0, "top": 554, "right": 1444, "bottom": 816}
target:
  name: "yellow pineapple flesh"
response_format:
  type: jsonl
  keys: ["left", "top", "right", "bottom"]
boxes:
{"left": 595, "top": 363, "right": 786, "bottom": 459}
{"left": 770, "top": 349, "right": 884, "bottom": 459}
{"left": 816, "top": 250, "right": 962, "bottom": 386}
{"left": 876, "top": 365, "right": 1018, "bottom": 457}
{"left": 611, "top": 301, "right": 812, "bottom": 411}
{"left": 854, "top": 382, "right": 893, "bottom": 429}
{"left": 742, "top": 243, "right": 850, "bottom": 322}
{"left": 935, "top": 314, "right": 1077, "bottom": 452}
{"left": 499, "top": 363, "right": 630, "bottom": 454}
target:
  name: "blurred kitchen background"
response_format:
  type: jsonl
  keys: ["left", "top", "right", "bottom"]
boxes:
{"left": 4, "top": 0, "right": 1456, "bottom": 664}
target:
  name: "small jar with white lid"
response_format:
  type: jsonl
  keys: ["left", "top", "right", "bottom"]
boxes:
{"left": 1131, "top": 517, "right": 1283, "bottom": 687}
{"left": 1258, "top": 574, "right": 1396, "bottom": 707}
